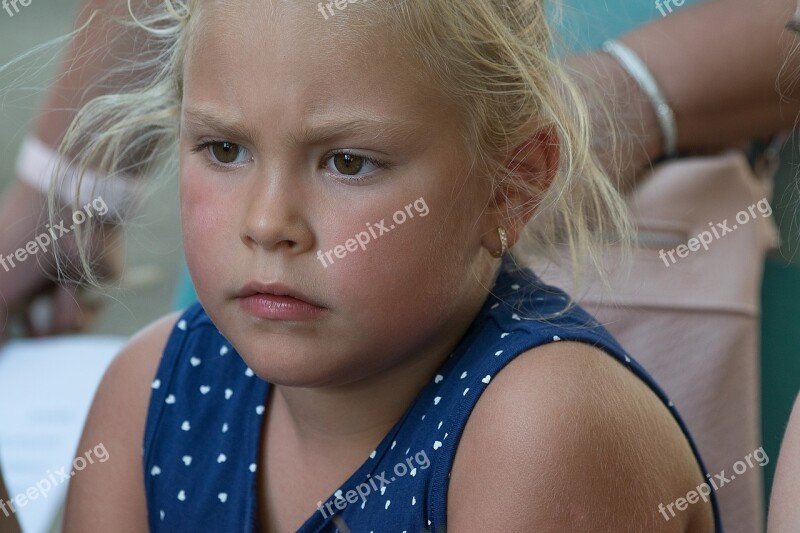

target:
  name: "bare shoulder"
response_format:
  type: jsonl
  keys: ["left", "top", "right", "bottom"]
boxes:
{"left": 447, "top": 341, "right": 714, "bottom": 532}
{"left": 63, "top": 312, "right": 182, "bottom": 532}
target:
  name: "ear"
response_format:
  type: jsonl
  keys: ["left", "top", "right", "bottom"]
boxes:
{"left": 482, "top": 125, "right": 559, "bottom": 254}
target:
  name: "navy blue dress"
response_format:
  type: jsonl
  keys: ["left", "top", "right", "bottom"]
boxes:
{"left": 143, "top": 258, "right": 722, "bottom": 531}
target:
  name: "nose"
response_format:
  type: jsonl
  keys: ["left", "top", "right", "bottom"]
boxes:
{"left": 239, "top": 168, "right": 314, "bottom": 255}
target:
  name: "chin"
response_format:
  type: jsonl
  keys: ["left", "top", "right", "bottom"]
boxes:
{"left": 233, "top": 338, "right": 350, "bottom": 388}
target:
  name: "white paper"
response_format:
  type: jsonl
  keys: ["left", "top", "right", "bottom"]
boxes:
{"left": 0, "top": 336, "right": 124, "bottom": 533}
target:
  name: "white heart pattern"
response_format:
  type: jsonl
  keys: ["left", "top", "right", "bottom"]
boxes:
{"left": 218, "top": 492, "right": 228, "bottom": 503}
{"left": 217, "top": 453, "right": 227, "bottom": 463}
{"left": 200, "top": 385, "right": 210, "bottom": 394}
{"left": 433, "top": 441, "right": 442, "bottom": 450}
{"left": 165, "top": 394, "right": 176, "bottom": 405}
{"left": 152, "top": 379, "right": 161, "bottom": 390}
{"left": 482, "top": 375, "right": 491, "bottom": 384}
{"left": 177, "top": 490, "right": 186, "bottom": 501}
{"left": 225, "top": 388, "right": 233, "bottom": 400}
{"left": 181, "top": 421, "right": 191, "bottom": 431}
{"left": 177, "top": 320, "right": 187, "bottom": 331}
{"left": 182, "top": 456, "right": 192, "bottom": 466}
{"left": 150, "top": 465, "right": 161, "bottom": 476}
{"left": 190, "top": 357, "right": 201, "bottom": 367}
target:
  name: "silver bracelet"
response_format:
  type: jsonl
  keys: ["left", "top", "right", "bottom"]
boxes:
{"left": 602, "top": 39, "right": 678, "bottom": 159}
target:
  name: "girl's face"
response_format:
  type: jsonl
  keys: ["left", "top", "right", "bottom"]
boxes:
{"left": 179, "top": 0, "right": 498, "bottom": 387}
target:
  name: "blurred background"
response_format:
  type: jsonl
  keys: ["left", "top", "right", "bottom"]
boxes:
{"left": 0, "top": 1, "right": 183, "bottom": 338}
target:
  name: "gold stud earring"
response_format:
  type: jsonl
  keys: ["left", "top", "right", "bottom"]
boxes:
{"left": 491, "top": 226, "right": 508, "bottom": 258}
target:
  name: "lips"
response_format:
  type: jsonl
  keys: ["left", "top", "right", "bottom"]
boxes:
{"left": 237, "top": 282, "right": 323, "bottom": 307}
{"left": 236, "top": 282, "right": 326, "bottom": 321}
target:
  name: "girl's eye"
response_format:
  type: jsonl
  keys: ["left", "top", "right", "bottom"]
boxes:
{"left": 325, "top": 152, "right": 384, "bottom": 179}
{"left": 210, "top": 141, "right": 249, "bottom": 164}
{"left": 195, "top": 141, "right": 251, "bottom": 166}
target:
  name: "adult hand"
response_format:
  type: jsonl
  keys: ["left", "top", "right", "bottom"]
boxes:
{"left": 0, "top": 180, "right": 121, "bottom": 343}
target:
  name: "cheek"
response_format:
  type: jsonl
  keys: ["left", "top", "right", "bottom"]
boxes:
{"left": 321, "top": 182, "right": 480, "bottom": 322}
{"left": 180, "top": 162, "right": 235, "bottom": 288}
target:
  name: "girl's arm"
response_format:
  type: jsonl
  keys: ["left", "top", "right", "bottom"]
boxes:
{"left": 447, "top": 341, "right": 714, "bottom": 531}
{"left": 768, "top": 393, "right": 800, "bottom": 532}
{"left": 571, "top": 0, "right": 800, "bottom": 190}
{"left": 62, "top": 313, "right": 179, "bottom": 532}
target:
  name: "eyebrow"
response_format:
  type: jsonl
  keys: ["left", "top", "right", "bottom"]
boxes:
{"left": 182, "top": 107, "right": 420, "bottom": 147}
{"left": 286, "top": 117, "right": 420, "bottom": 146}
{"left": 182, "top": 108, "right": 261, "bottom": 142}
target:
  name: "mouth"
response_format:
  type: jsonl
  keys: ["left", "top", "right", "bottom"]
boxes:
{"left": 236, "top": 282, "right": 327, "bottom": 321}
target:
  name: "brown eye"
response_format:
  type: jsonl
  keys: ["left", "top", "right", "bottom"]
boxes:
{"left": 210, "top": 142, "right": 241, "bottom": 164}
{"left": 333, "top": 153, "right": 365, "bottom": 175}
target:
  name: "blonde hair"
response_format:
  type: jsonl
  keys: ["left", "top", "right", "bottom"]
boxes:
{"left": 52, "top": 0, "right": 630, "bottom": 297}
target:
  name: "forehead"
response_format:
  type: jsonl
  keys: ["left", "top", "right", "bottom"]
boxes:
{"left": 183, "top": 1, "right": 413, "bottom": 88}
{"left": 181, "top": 0, "right": 447, "bottom": 131}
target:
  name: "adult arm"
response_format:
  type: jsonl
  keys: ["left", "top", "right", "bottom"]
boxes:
{"left": 0, "top": 0, "right": 154, "bottom": 339}
{"left": 568, "top": 0, "right": 800, "bottom": 190}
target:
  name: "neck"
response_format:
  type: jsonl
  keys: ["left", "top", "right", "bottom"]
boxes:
{"left": 271, "top": 298, "right": 487, "bottom": 459}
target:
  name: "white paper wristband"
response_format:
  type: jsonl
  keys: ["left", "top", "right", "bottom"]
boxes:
{"left": 15, "top": 134, "right": 140, "bottom": 221}
{"left": 602, "top": 39, "right": 678, "bottom": 159}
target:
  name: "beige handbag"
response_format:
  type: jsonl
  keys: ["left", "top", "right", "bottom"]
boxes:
{"left": 533, "top": 150, "right": 779, "bottom": 533}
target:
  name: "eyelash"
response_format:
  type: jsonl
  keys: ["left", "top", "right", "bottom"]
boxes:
{"left": 189, "top": 141, "right": 390, "bottom": 181}
{"left": 190, "top": 141, "right": 251, "bottom": 171}
{"left": 322, "top": 150, "right": 388, "bottom": 183}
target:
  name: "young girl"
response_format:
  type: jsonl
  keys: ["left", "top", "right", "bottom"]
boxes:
{"left": 62, "top": 0, "right": 720, "bottom": 530}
